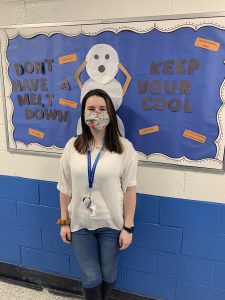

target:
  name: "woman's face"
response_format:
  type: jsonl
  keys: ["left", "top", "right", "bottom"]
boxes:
{"left": 84, "top": 95, "right": 108, "bottom": 114}
{"left": 84, "top": 95, "right": 111, "bottom": 133}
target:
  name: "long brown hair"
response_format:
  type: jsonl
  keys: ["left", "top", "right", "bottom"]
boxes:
{"left": 74, "top": 89, "right": 124, "bottom": 154}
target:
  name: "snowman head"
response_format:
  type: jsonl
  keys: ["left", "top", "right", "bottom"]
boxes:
{"left": 86, "top": 44, "right": 119, "bottom": 84}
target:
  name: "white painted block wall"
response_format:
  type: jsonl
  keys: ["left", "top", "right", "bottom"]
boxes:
{"left": 1, "top": 0, "right": 225, "bottom": 203}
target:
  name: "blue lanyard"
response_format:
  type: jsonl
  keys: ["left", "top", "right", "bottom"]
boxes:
{"left": 87, "top": 145, "right": 103, "bottom": 189}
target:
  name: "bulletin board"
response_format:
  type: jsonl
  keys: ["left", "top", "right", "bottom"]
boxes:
{"left": 1, "top": 14, "right": 225, "bottom": 170}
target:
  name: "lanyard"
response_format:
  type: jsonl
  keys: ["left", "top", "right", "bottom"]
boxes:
{"left": 87, "top": 145, "right": 103, "bottom": 189}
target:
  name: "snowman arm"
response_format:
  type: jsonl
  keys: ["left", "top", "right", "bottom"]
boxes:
{"left": 74, "top": 60, "right": 87, "bottom": 90}
{"left": 118, "top": 63, "right": 132, "bottom": 96}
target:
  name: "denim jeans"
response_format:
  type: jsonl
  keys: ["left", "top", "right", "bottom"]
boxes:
{"left": 71, "top": 227, "right": 121, "bottom": 288}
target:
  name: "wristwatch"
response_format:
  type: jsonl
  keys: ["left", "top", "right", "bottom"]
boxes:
{"left": 123, "top": 225, "right": 135, "bottom": 233}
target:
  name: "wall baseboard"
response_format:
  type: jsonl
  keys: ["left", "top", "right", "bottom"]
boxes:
{"left": 0, "top": 262, "right": 159, "bottom": 300}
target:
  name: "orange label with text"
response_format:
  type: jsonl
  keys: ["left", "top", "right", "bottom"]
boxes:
{"left": 58, "top": 54, "right": 77, "bottom": 64}
{"left": 28, "top": 128, "right": 45, "bottom": 139}
{"left": 59, "top": 98, "right": 78, "bottom": 108}
{"left": 183, "top": 130, "right": 206, "bottom": 143}
{"left": 139, "top": 125, "right": 159, "bottom": 135}
{"left": 195, "top": 37, "right": 220, "bottom": 51}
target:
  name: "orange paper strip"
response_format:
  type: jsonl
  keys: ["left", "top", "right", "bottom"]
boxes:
{"left": 28, "top": 128, "right": 45, "bottom": 139}
{"left": 59, "top": 98, "right": 78, "bottom": 108}
{"left": 183, "top": 130, "right": 206, "bottom": 143}
{"left": 194, "top": 37, "right": 220, "bottom": 51}
{"left": 139, "top": 125, "right": 159, "bottom": 136}
{"left": 58, "top": 54, "right": 77, "bottom": 64}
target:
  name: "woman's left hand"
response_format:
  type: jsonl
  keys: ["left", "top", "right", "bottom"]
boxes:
{"left": 119, "top": 230, "right": 133, "bottom": 250}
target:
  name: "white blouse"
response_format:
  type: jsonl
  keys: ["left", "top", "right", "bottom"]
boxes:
{"left": 57, "top": 137, "right": 138, "bottom": 232}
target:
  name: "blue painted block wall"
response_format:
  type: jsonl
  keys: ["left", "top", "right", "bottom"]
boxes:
{"left": 0, "top": 175, "right": 225, "bottom": 300}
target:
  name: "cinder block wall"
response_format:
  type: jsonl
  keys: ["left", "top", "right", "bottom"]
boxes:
{"left": 1, "top": 1, "right": 225, "bottom": 300}
{"left": 1, "top": 175, "right": 225, "bottom": 300}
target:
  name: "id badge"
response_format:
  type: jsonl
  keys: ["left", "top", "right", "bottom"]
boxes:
{"left": 88, "top": 202, "right": 96, "bottom": 217}
{"left": 83, "top": 195, "right": 92, "bottom": 209}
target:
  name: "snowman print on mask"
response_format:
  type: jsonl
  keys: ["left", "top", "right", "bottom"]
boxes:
{"left": 75, "top": 44, "right": 132, "bottom": 136}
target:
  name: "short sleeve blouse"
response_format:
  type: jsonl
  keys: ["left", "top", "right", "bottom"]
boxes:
{"left": 57, "top": 137, "right": 138, "bottom": 232}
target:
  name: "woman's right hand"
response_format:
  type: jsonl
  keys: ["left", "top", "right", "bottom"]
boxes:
{"left": 60, "top": 225, "right": 71, "bottom": 244}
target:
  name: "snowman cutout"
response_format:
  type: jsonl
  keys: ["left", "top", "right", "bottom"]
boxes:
{"left": 75, "top": 44, "right": 131, "bottom": 136}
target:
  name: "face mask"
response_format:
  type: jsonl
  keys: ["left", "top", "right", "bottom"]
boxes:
{"left": 84, "top": 111, "right": 110, "bottom": 132}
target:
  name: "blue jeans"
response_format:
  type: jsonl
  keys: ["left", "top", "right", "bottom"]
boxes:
{"left": 72, "top": 227, "right": 121, "bottom": 288}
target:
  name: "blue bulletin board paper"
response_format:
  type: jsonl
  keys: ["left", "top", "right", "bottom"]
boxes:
{"left": 1, "top": 17, "right": 225, "bottom": 170}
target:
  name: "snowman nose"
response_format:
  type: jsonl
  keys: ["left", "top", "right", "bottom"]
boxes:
{"left": 98, "top": 65, "right": 105, "bottom": 73}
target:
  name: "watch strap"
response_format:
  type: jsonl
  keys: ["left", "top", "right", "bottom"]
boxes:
{"left": 123, "top": 225, "right": 134, "bottom": 233}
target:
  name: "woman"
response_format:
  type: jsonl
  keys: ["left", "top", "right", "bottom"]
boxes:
{"left": 57, "top": 89, "right": 137, "bottom": 300}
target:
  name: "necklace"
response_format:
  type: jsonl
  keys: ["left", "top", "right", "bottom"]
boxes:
{"left": 90, "top": 140, "right": 104, "bottom": 151}
{"left": 89, "top": 144, "right": 103, "bottom": 151}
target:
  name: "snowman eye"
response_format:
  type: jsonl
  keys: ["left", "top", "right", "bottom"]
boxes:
{"left": 94, "top": 54, "right": 99, "bottom": 59}
{"left": 105, "top": 54, "right": 110, "bottom": 59}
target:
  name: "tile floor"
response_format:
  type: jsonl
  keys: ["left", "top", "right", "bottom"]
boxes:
{"left": 0, "top": 279, "right": 81, "bottom": 300}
